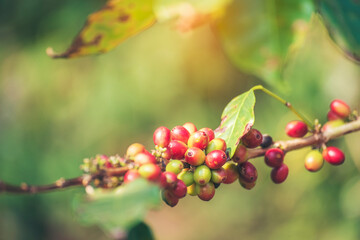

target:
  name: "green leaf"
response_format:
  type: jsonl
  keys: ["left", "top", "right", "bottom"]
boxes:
{"left": 47, "top": 0, "right": 156, "bottom": 58}
{"left": 73, "top": 179, "right": 161, "bottom": 233}
{"left": 128, "top": 222, "right": 155, "bottom": 240}
{"left": 316, "top": 0, "right": 360, "bottom": 62}
{"left": 213, "top": 0, "right": 313, "bottom": 87}
{"left": 214, "top": 87, "right": 256, "bottom": 158}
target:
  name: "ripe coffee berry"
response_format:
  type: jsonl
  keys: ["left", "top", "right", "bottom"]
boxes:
{"left": 160, "top": 172, "right": 178, "bottom": 189}
{"left": 177, "top": 169, "right": 194, "bottom": 187}
{"left": 211, "top": 167, "right": 227, "bottom": 184}
{"left": 330, "top": 99, "right": 351, "bottom": 118}
{"left": 166, "top": 160, "right": 184, "bottom": 174}
{"left": 322, "top": 146, "right": 345, "bottom": 165}
{"left": 260, "top": 134, "right": 273, "bottom": 148}
{"left": 271, "top": 163, "right": 289, "bottom": 184}
{"left": 327, "top": 110, "right": 341, "bottom": 121}
{"left": 172, "top": 180, "right": 187, "bottom": 198}
{"left": 232, "top": 144, "right": 247, "bottom": 163}
{"left": 161, "top": 148, "right": 172, "bottom": 160}
{"left": 238, "top": 161, "right": 258, "bottom": 183}
{"left": 185, "top": 147, "right": 205, "bottom": 166}
{"left": 124, "top": 170, "right": 141, "bottom": 184}
{"left": 126, "top": 143, "right": 146, "bottom": 159}
{"left": 153, "top": 126, "right": 171, "bottom": 147}
{"left": 239, "top": 177, "right": 256, "bottom": 190}
{"left": 182, "top": 122, "right": 197, "bottom": 135}
{"left": 168, "top": 140, "right": 188, "bottom": 159}
{"left": 285, "top": 120, "right": 308, "bottom": 138}
{"left": 205, "top": 150, "right": 227, "bottom": 169}
{"left": 241, "top": 128, "right": 263, "bottom": 148}
{"left": 206, "top": 138, "right": 227, "bottom": 154}
{"left": 194, "top": 165, "right": 212, "bottom": 185}
{"left": 162, "top": 190, "right": 179, "bottom": 207}
{"left": 138, "top": 163, "right": 161, "bottom": 181}
{"left": 134, "top": 152, "right": 157, "bottom": 165}
{"left": 196, "top": 182, "right": 215, "bottom": 201}
{"left": 264, "top": 148, "right": 284, "bottom": 167}
{"left": 188, "top": 131, "right": 209, "bottom": 150}
{"left": 199, "top": 128, "right": 215, "bottom": 142}
{"left": 171, "top": 126, "right": 190, "bottom": 144}
{"left": 304, "top": 150, "right": 324, "bottom": 172}
{"left": 222, "top": 162, "right": 239, "bottom": 184}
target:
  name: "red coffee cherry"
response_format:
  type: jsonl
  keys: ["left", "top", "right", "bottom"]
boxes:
{"left": 271, "top": 163, "right": 289, "bottom": 184}
{"left": 134, "top": 152, "right": 157, "bottom": 166}
{"left": 124, "top": 170, "right": 141, "bottom": 184}
{"left": 161, "top": 148, "right": 172, "bottom": 160}
{"left": 206, "top": 138, "right": 227, "bottom": 154}
{"left": 172, "top": 179, "right": 187, "bottom": 198}
{"left": 285, "top": 120, "right": 308, "bottom": 138}
{"left": 138, "top": 163, "right": 161, "bottom": 181}
{"left": 188, "top": 131, "right": 209, "bottom": 150}
{"left": 327, "top": 110, "right": 342, "bottom": 121}
{"left": 238, "top": 161, "right": 257, "bottom": 183}
{"left": 185, "top": 147, "right": 206, "bottom": 166}
{"left": 304, "top": 150, "right": 324, "bottom": 172}
{"left": 182, "top": 122, "right": 197, "bottom": 135}
{"left": 161, "top": 190, "right": 179, "bottom": 207}
{"left": 168, "top": 140, "right": 188, "bottom": 159}
{"left": 322, "top": 146, "right": 345, "bottom": 165}
{"left": 205, "top": 150, "right": 227, "bottom": 169}
{"left": 153, "top": 126, "right": 171, "bottom": 147}
{"left": 196, "top": 182, "right": 215, "bottom": 201}
{"left": 264, "top": 148, "right": 284, "bottom": 168}
{"left": 330, "top": 99, "right": 351, "bottom": 119}
{"left": 232, "top": 144, "right": 248, "bottom": 163}
{"left": 199, "top": 127, "right": 215, "bottom": 142}
{"left": 222, "top": 162, "right": 239, "bottom": 184}
{"left": 239, "top": 178, "right": 256, "bottom": 190}
{"left": 211, "top": 167, "right": 227, "bottom": 184}
{"left": 171, "top": 126, "right": 190, "bottom": 144}
{"left": 241, "top": 129, "right": 263, "bottom": 148}
{"left": 126, "top": 143, "right": 146, "bottom": 159}
{"left": 159, "top": 172, "right": 178, "bottom": 189}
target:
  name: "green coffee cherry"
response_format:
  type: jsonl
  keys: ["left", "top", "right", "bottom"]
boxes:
{"left": 304, "top": 150, "right": 324, "bottom": 172}
{"left": 187, "top": 183, "right": 197, "bottom": 196}
{"left": 194, "top": 165, "right": 211, "bottom": 185}
{"left": 177, "top": 169, "right": 194, "bottom": 187}
{"left": 211, "top": 167, "right": 227, "bottom": 184}
{"left": 166, "top": 160, "right": 184, "bottom": 174}
{"left": 206, "top": 138, "right": 227, "bottom": 154}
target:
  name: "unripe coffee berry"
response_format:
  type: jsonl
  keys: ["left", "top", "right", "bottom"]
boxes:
{"left": 238, "top": 161, "right": 258, "bottom": 183}
{"left": 168, "top": 140, "right": 188, "bottom": 159}
{"left": 264, "top": 148, "right": 284, "bottom": 168}
{"left": 222, "top": 162, "right": 239, "bottom": 184}
{"left": 260, "top": 134, "right": 273, "bottom": 148}
{"left": 322, "top": 119, "right": 345, "bottom": 132}
{"left": 126, "top": 143, "right": 146, "bottom": 159}
{"left": 138, "top": 163, "right": 161, "bottom": 181}
{"left": 188, "top": 131, "right": 209, "bottom": 150}
{"left": 206, "top": 138, "right": 227, "bottom": 154}
{"left": 304, "top": 150, "right": 324, "bottom": 172}
{"left": 185, "top": 147, "right": 205, "bottom": 166}
{"left": 166, "top": 160, "right": 184, "bottom": 174}
{"left": 160, "top": 171, "right": 178, "bottom": 189}
{"left": 285, "top": 120, "right": 308, "bottom": 138}
{"left": 172, "top": 179, "right": 187, "bottom": 198}
{"left": 196, "top": 182, "right": 215, "bottom": 201}
{"left": 330, "top": 99, "right": 351, "bottom": 118}
{"left": 153, "top": 126, "right": 171, "bottom": 147}
{"left": 124, "top": 170, "right": 141, "bottom": 184}
{"left": 194, "top": 165, "right": 212, "bottom": 185}
{"left": 177, "top": 169, "right": 194, "bottom": 187}
{"left": 271, "top": 163, "right": 289, "bottom": 184}
{"left": 134, "top": 152, "right": 157, "bottom": 166}
{"left": 322, "top": 146, "right": 345, "bottom": 165}
{"left": 232, "top": 144, "right": 248, "bottom": 163}
{"left": 199, "top": 127, "right": 215, "bottom": 142}
{"left": 241, "top": 128, "right": 263, "bottom": 148}
{"left": 182, "top": 122, "right": 197, "bottom": 135}
{"left": 171, "top": 126, "right": 190, "bottom": 144}
{"left": 205, "top": 150, "right": 227, "bottom": 169}
{"left": 161, "top": 148, "right": 172, "bottom": 160}
{"left": 187, "top": 183, "right": 197, "bottom": 196}
{"left": 211, "top": 167, "right": 227, "bottom": 184}
{"left": 162, "top": 190, "right": 179, "bottom": 207}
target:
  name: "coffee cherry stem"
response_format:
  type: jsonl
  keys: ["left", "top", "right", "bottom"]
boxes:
{"left": 251, "top": 85, "right": 314, "bottom": 130}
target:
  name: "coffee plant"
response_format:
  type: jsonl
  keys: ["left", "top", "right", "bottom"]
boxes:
{"left": 1, "top": 0, "right": 360, "bottom": 239}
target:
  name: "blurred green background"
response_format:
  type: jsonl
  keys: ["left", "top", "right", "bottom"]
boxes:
{"left": 0, "top": 1, "right": 360, "bottom": 239}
